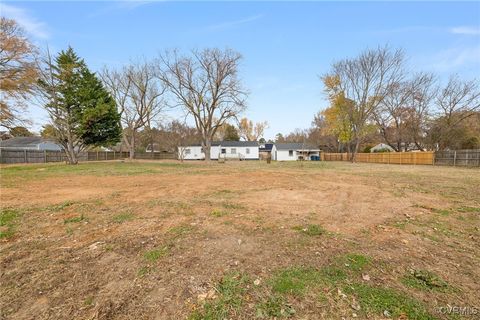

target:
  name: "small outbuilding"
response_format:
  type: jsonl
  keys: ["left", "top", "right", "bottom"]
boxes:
{"left": 271, "top": 143, "right": 320, "bottom": 161}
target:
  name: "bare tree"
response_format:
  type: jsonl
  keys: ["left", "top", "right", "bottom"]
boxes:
{"left": 102, "top": 61, "right": 166, "bottom": 159}
{"left": 433, "top": 75, "right": 480, "bottom": 149}
{"left": 323, "top": 46, "right": 405, "bottom": 161}
{"left": 237, "top": 117, "right": 268, "bottom": 141}
{"left": 156, "top": 48, "right": 247, "bottom": 161}
{"left": 374, "top": 73, "right": 435, "bottom": 151}
{"left": 0, "top": 17, "right": 38, "bottom": 129}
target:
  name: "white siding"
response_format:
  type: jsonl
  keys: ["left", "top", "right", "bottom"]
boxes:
{"left": 219, "top": 146, "right": 259, "bottom": 160}
{"left": 179, "top": 144, "right": 259, "bottom": 160}
{"left": 178, "top": 146, "right": 204, "bottom": 160}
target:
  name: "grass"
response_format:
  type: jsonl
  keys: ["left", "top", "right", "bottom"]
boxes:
{"left": 255, "top": 295, "right": 295, "bottom": 318}
{"left": 64, "top": 214, "right": 86, "bottom": 224}
{"left": 189, "top": 272, "right": 249, "bottom": 320}
{"left": 339, "top": 253, "right": 371, "bottom": 273}
{"left": 270, "top": 267, "right": 324, "bottom": 296}
{"left": 293, "top": 224, "right": 326, "bottom": 236}
{"left": 456, "top": 206, "right": 480, "bottom": 213}
{"left": 47, "top": 201, "right": 75, "bottom": 212}
{"left": 210, "top": 209, "right": 230, "bottom": 217}
{"left": 112, "top": 212, "right": 134, "bottom": 223}
{"left": 84, "top": 296, "right": 94, "bottom": 306}
{"left": 143, "top": 247, "right": 169, "bottom": 263}
{"left": 222, "top": 202, "right": 245, "bottom": 210}
{"left": 402, "top": 269, "right": 448, "bottom": 291}
{"left": 345, "top": 284, "right": 436, "bottom": 320}
{"left": 0, "top": 208, "right": 20, "bottom": 239}
{"left": 167, "top": 225, "right": 193, "bottom": 238}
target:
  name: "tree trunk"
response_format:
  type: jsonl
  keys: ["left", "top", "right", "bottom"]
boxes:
{"left": 65, "top": 131, "right": 78, "bottom": 165}
{"left": 351, "top": 139, "right": 361, "bottom": 163}
{"left": 129, "top": 136, "right": 135, "bottom": 160}
{"left": 204, "top": 139, "right": 211, "bottom": 162}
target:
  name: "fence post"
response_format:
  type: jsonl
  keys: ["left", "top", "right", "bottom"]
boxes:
{"left": 466, "top": 150, "right": 468, "bottom": 166}
{"left": 113, "top": 151, "right": 116, "bottom": 160}
{"left": 96, "top": 151, "right": 99, "bottom": 161}
{"left": 453, "top": 151, "right": 456, "bottom": 166}
{"left": 24, "top": 149, "right": 28, "bottom": 163}
{"left": 44, "top": 150, "right": 47, "bottom": 163}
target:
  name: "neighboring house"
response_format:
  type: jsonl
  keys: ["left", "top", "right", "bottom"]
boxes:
{"left": 0, "top": 136, "right": 62, "bottom": 151}
{"left": 259, "top": 143, "right": 273, "bottom": 160}
{"left": 271, "top": 143, "right": 320, "bottom": 161}
{"left": 179, "top": 141, "right": 259, "bottom": 160}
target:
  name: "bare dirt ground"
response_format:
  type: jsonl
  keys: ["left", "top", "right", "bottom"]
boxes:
{"left": 1, "top": 160, "right": 479, "bottom": 320}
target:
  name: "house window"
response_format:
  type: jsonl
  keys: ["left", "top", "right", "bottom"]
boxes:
{"left": 246, "top": 148, "right": 250, "bottom": 154}
{"left": 231, "top": 148, "right": 237, "bottom": 154}
{"left": 289, "top": 150, "right": 293, "bottom": 156}
{"left": 184, "top": 149, "right": 191, "bottom": 154}
{"left": 221, "top": 148, "right": 226, "bottom": 154}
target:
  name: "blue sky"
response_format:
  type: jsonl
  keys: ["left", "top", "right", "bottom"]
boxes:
{"left": 2, "top": 1, "right": 480, "bottom": 139}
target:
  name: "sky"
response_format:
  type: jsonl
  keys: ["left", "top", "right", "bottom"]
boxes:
{"left": 1, "top": 1, "right": 480, "bottom": 140}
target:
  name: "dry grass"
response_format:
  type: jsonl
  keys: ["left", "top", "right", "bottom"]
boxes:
{"left": 0, "top": 160, "right": 479, "bottom": 319}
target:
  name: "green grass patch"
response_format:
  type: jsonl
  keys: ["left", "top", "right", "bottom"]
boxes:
{"left": 270, "top": 267, "right": 324, "bottom": 296}
{"left": 293, "top": 224, "right": 326, "bottom": 236}
{"left": 64, "top": 214, "right": 86, "bottom": 224}
{"left": 0, "top": 208, "right": 20, "bottom": 239}
{"left": 84, "top": 296, "right": 94, "bottom": 306}
{"left": 255, "top": 295, "right": 295, "bottom": 318}
{"left": 47, "top": 201, "right": 75, "bottom": 212}
{"left": 167, "top": 224, "right": 194, "bottom": 239}
{"left": 112, "top": 212, "right": 134, "bottom": 223}
{"left": 210, "top": 209, "right": 230, "bottom": 217}
{"left": 143, "top": 246, "right": 169, "bottom": 263}
{"left": 456, "top": 206, "right": 480, "bottom": 213}
{"left": 189, "top": 272, "right": 249, "bottom": 320}
{"left": 402, "top": 269, "right": 448, "bottom": 291}
{"left": 339, "top": 253, "right": 371, "bottom": 273}
{"left": 345, "top": 284, "right": 435, "bottom": 320}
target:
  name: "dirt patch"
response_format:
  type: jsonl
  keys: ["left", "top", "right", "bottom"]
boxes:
{"left": 1, "top": 161, "right": 479, "bottom": 319}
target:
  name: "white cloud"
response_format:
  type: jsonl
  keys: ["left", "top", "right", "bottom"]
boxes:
{"left": 450, "top": 26, "right": 480, "bottom": 36}
{"left": 205, "top": 14, "right": 263, "bottom": 31}
{"left": 430, "top": 45, "right": 480, "bottom": 72}
{"left": 0, "top": 3, "right": 50, "bottom": 39}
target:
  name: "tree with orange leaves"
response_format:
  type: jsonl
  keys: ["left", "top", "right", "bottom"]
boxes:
{"left": 0, "top": 17, "right": 38, "bottom": 129}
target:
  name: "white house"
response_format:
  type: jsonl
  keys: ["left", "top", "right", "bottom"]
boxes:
{"left": 178, "top": 141, "right": 259, "bottom": 160}
{"left": 271, "top": 143, "right": 320, "bottom": 161}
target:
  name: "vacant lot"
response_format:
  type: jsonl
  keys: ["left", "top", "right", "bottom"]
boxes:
{"left": 1, "top": 161, "right": 479, "bottom": 319}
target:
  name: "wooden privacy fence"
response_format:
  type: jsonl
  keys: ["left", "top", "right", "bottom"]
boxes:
{"left": 434, "top": 149, "right": 480, "bottom": 167}
{"left": 322, "top": 151, "right": 435, "bottom": 165}
{"left": 0, "top": 148, "right": 175, "bottom": 164}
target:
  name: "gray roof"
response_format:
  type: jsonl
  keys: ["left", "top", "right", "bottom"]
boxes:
{"left": 186, "top": 141, "right": 258, "bottom": 147}
{"left": 219, "top": 141, "right": 258, "bottom": 147}
{"left": 275, "top": 143, "right": 319, "bottom": 150}
{"left": 0, "top": 136, "right": 54, "bottom": 148}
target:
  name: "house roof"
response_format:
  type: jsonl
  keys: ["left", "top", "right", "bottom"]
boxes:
{"left": 185, "top": 141, "right": 258, "bottom": 147}
{"left": 275, "top": 143, "right": 320, "bottom": 151}
{"left": 259, "top": 143, "right": 273, "bottom": 151}
{"left": 0, "top": 136, "right": 56, "bottom": 148}
{"left": 219, "top": 140, "right": 258, "bottom": 147}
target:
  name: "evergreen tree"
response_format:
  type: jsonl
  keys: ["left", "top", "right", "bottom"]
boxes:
{"left": 38, "top": 47, "right": 121, "bottom": 164}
